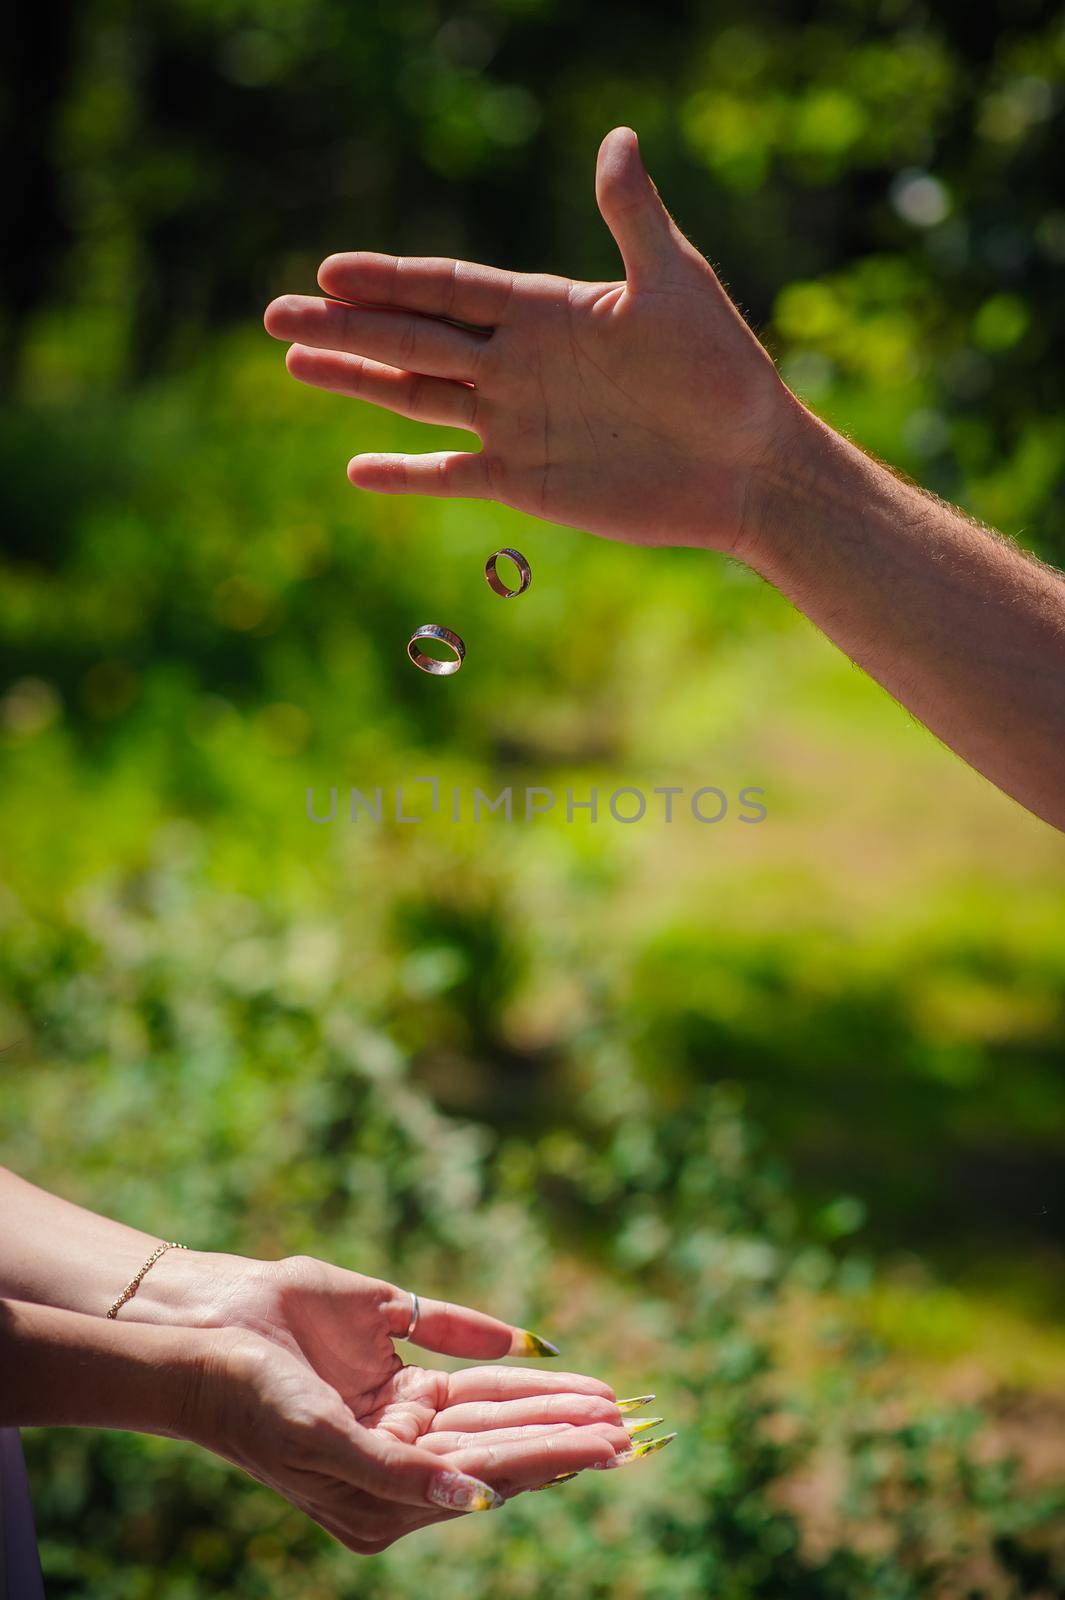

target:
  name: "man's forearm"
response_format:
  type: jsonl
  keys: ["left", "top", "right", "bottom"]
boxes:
{"left": 0, "top": 1296, "right": 212, "bottom": 1438}
{"left": 744, "top": 403, "right": 1065, "bottom": 830}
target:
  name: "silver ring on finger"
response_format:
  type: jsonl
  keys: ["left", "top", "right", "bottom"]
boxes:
{"left": 484, "top": 547, "right": 532, "bottom": 599}
{"left": 401, "top": 1290, "right": 420, "bottom": 1340}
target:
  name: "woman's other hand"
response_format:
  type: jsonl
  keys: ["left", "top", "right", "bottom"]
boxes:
{"left": 126, "top": 1250, "right": 633, "bottom": 1547}
{"left": 194, "top": 1322, "right": 630, "bottom": 1554}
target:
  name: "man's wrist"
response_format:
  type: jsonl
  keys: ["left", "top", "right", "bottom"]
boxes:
{"left": 733, "top": 393, "right": 836, "bottom": 572}
{"left": 736, "top": 393, "right": 924, "bottom": 583}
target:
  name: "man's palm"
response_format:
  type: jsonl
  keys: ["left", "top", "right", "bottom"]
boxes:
{"left": 265, "top": 125, "right": 791, "bottom": 552}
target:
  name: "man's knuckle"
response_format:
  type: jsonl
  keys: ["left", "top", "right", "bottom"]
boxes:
{"left": 469, "top": 333, "right": 496, "bottom": 382}
{"left": 397, "top": 319, "right": 419, "bottom": 363}
{"left": 444, "top": 259, "right": 459, "bottom": 317}
{"left": 341, "top": 305, "right": 361, "bottom": 345}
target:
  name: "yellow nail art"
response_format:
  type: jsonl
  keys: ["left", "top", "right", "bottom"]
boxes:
{"left": 514, "top": 1329, "right": 561, "bottom": 1358}
{"left": 616, "top": 1394, "right": 656, "bottom": 1413}
{"left": 624, "top": 1416, "right": 664, "bottom": 1436}
{"left": 530, "top": 1470, "right": 579, "bottom": 1491}
{"left": 428, "top": 1470, "right": 505, "bottom": 1511}
{"left": 608, "top": 1432, "right": 679, "bottom": 1468}
{"left": 632, "top": 1432, "right": 677, "bottom": 1459}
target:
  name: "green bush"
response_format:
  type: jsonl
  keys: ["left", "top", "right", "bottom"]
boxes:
{"left": 5, "top": 844, "right": 1062, "bottom": 1595}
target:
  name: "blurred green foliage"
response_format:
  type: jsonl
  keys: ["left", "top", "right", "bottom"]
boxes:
{"left": 3, "top": 0, "right": 1065, "bottom": 1592}
{"left": 8, "top": 0, "right": 1065, "bottom": 555}
{"left": 7, "top": 877, "right": 1065, "bottom": 1594}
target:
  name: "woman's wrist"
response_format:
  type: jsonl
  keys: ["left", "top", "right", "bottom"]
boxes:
{"left": 0, "top": 1296, "right": 223, "bottom": 1442}
{"left": 119, "top": 1247, "right": 258, "bottom": 1331}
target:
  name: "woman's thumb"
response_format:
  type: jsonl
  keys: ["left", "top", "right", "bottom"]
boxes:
{"left": 336, "top": 1422, "right": 504, "bottom": 1513}
{"left": 595, "top": 126, "right": 679, "bottom": 289}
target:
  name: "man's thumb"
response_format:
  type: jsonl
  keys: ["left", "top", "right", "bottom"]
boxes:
{"left": 595, "top": 126, "right": 679, "bottom": 289}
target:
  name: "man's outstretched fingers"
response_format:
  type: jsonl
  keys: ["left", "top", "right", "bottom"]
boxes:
{"left": 264, "top": 294, "right": 487, "bottom": 382}
{"left": 347, "top": 451, "right": 491, "bottom": 498}
{"left": 285, "top": 346, "right": 480, "bottom": 432}
{"left": 318, "top": 252, "right": 516, "bottom": 330}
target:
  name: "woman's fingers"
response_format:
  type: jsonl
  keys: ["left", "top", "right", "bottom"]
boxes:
{"left": 347, "top": 451, "right": 491, "bottom": 498}
{"left": 449, "top": 1425, "right": 626, "bottom": 1495}
{"left": 418, "top": 1423, "right": 576, "bottom": 1455}
{"left": 296, "top": 1420, "right": 632, "bottom": 1554}
{"left": 285, "top": 346, "right": 480, "bottom": 433}
{"left": 392, "top": 1294, "right": 565, "bottom": 1361}
{"left": 442, "top": 1365, "right": 616, "bottom": 1405}
{"left": 430, "top": 1393, "right": 623, "bottom": 1435}
{"left": 315, "top": 1419, "right": 504, "bottom": 1513}
{"left": 264, "top": 293, "right": 488, "bottom": 382}
{"left": 318, "top": 251, "right": 516, "bottom": 330}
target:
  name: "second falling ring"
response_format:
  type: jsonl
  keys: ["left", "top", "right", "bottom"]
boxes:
{"left": 484, "top": 547, "right": 532, "bottom": 598}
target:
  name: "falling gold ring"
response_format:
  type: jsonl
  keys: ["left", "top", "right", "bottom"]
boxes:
{"left": 484, "top": 547, "right": 532, "bottom": 598}
{"left": 407, "top": 624, "right": 466, "bottom": 676}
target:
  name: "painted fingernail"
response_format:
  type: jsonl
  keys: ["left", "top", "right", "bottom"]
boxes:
{"left": 596, "top": 1432, "right": 678, "bottom": 1469}
{"left": 616, "top": 1394, "right": 656, "bottom": 1413}
{"left": 625, "top": 1416, "right": 664, "bottom": 1436}
{"left": 630, "top": 1432, "right": 678, "bottom": 1460}
{"left": 427, "top": 1471, "right": 504, "bottom": 1512}
{"left": 513, "top": 1329, "right": 560, "bottom": 1358}
{"left": 530, "top": 1470, "right": 580, "bottom": 1492}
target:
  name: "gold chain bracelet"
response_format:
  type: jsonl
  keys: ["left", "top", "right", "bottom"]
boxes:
{"left": 106, "top": 1241, "right": 188, "bottom": 1320}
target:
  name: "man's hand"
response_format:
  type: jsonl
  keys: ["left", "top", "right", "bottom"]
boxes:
{"left": 264, "top": 126, "right": 1065, "bottom": 831}
{"left": 264, "top": 125, "right": 793, "bottom": 553}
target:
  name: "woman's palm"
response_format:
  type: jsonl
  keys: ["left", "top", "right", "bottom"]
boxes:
{"left": 213, "top": 1255, "right": 622, "bottom": 1457}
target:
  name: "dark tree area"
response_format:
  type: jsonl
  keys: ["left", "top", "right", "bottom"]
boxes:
{"left": 7, "top": 1, "right": 1064, "bottom": 553}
